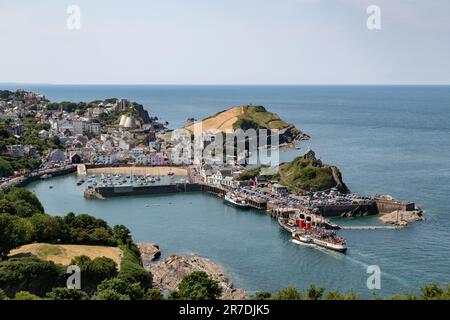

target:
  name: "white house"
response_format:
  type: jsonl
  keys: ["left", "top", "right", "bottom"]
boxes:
{"left": 206, "top": 169, "right": 234, "bottom": 186}
{"left": 96, "top": 152, "right": 116, "bottom": 165}
{"left": 129, "top": 146, "right": 145, "bottom": 158}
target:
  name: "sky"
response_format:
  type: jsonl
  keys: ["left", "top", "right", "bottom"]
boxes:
{"left": 1, "top": 0, "right": 449, "bottom": 85}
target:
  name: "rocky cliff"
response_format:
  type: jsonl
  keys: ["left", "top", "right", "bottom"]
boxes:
{"left": 146, "top": 254, "right": 246, "bottom": 300}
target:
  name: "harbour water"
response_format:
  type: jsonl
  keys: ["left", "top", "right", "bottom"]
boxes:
{"left": 7, "top": 84, "right": 449, "bottom": 297}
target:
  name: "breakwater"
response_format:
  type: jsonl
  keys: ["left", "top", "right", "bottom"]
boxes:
{"left": 90, "top": 183, "right": 203, "bottom": 198}
{"left": 86, "top": 182, "right": 410, "bottom": 218}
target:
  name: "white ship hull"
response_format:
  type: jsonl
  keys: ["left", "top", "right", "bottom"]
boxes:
{"left": 224, "top": 194, "right": 249, "bottom": 208}
{"left": 312, "top": 238, "right": 347, "bottom": 253}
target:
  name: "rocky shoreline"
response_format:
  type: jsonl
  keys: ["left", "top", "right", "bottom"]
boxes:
{"left": 138, "top": 244, "right": 245, "bottom": 300}
{"left": 379, "top": 209, "right": 424, "bottom": 227}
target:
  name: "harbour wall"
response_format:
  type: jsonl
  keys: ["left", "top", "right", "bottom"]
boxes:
{"left": 95, "top": 183, "right": 203, "bottom": 197}
{"left": 374, "top": 197, "right": 415, "bottom": 213}
{"left": 317, "top": 202, "right": 379, "bottom": 217}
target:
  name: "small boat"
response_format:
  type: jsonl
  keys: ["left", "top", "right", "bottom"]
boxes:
{"left": 277, "top": 217, "right": 298, "bottom": 233}
{"left": 224, "top": 193, "right": 249, "bottom": 209}
{"left": 77, "top": 179, "right": 85, "bottom": 186}
{"left": 168, "top": 172, "right": 174, "bottom": 176}
{"left": 292, "top": 231, "right": 312, "bottom": 244}
{"left": 40, "top": 174, "right": 52, "bottom": 180}
{"left": 49, "top": 185, "right": 54, "bottom": 189}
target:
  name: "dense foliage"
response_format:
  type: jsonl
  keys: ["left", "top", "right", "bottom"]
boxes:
{"left": 0, "top": 189, "right": 120, "bottom": 258}
{"left": 0, "top": 157, "right": 13, "bottom": 177}
{"left": 70, "top": 255, "right": 117, "bottom": 293}
{"left": 117, "top": 243, "right": 152, "bottom": 290}
{"left": 169, "top": 271, "right": 222, "bottom": 300}
{"left": 0, "top": 257, "right": 66, "bottom": 296}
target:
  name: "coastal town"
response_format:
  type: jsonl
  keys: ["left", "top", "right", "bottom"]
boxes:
{"left": 1, "top": 89, "right": 424, "bottom": 254}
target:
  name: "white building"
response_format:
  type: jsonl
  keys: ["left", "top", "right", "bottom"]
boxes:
{"left": 95, "top": 152, "right": 116, "bottom": 165}
{"left": 206, "top": 169, "right": 234, "bottom": 187}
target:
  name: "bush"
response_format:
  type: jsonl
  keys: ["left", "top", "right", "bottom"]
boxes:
{"left": 0, "top": 199, "right": 16, "bottom": 215}
{"left": 13, "top": 200, "right": 40, "bottom": 217}
{"left": 6, "top": 188, "right": 44, "bottom": 213}
{"left": 118, "top": 244, "right": 152, "bottom": 290}
{"left": 251, "top": 291, "right": 272, "bottom": 300}
{"left": 45, "top": 288, "right": 89, "bottom": 300}
{"left": 146, "top": 288, "right": 164, "bottom": 300}
{"left": 0, "top": 157, "right": 13, "bottom": 177}
{"left": 271, "top": 287, "right": 303, "bottom": 300}
{"left": 14, "top": 291, "right": 41, "bottom": 300}
{"left": 29, "top": 214, "right": 67, "bottom": 242}
{"left": 70, "top": 255, "right": 117, "bottom": 293}
{"left": 95, "top": 278, "right": 144, "bottom": 300}
{"left": 175, "top": 271, "right": 222, "bottom": 300}
{"left": 92, "top": 289, "right": 130, "bottom": 300}
{"left": 0, "top": 213, "right": 33, "bottom": 258}
{"left": 0, "top": 257, "right": 65, "bottom": 297}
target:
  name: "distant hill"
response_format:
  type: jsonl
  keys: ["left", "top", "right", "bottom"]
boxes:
{"left": 185, "top": 105, "right": 309, "bottom": 144}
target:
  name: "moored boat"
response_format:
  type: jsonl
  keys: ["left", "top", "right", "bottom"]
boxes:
{"left": 278, "top": 217, "right": 298, "bottom": 233}
{"left": 292, "top": 231, "right": 312, "bottom": 243}
{"left": 224, "top": 193, "right": 249, "bottom": 208}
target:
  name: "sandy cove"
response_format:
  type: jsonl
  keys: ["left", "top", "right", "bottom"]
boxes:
{"left": 87, "top": 166, "right": 188, "bottom": 176}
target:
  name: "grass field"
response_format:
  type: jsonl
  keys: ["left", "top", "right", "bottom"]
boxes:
{"left": 186, "top": 106, "right": 244, "bottom": 132}
{"left": 185, "top": 105, "right": 290, "bottom": 133}
{"left": 9, "top": 243, "right": 123, "bottom": 268}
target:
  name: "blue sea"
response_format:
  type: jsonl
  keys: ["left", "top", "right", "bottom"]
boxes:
{"left": 4, "top": 84, "right": 450, "bottom": 298}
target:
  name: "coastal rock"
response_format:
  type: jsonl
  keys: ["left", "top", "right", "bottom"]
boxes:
{"left": 147, "top": 254, "right": 246, "bottom": 300}
{"left": 379, "top": 209, "right": 424, "bottom": 226}
{"left": 138, "top": 243, "right": 161, "bottom": 266}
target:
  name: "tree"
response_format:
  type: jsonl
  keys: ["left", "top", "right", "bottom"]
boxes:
{"left": 145, "top": 288, "right": 164, "bottom": 300}
{"left": 45, "top": 288, "right": 89, "bottom": 300}
{"left": 89, "top": 257, "right": 118, "bottom": 281}
{"left": 251, "top": 292, "right": 272, "bottom": 300}
{"left": 175, "top": 271, "right": 222, "bottom": 300}
{"left": 305, "top": 284, "right": 325, "bottom": 300}
{"left": 95, "top": 278, "right": 144, "bottom": 300}
{"left": 0, "top": 257, "right": 65, "bottom": 296}
{"left": 6, "top": 188, "right": 44, "bottom": 213}
{"left": 0, "top": 199, "right": 16, "bottom": 215}
{"left": 271, "top": 287, "right": 303, "bottom": 300}
{"left": 0, "top": 213, "right": 33, "bottom": 259}
{"left": 0, "top": 157, "right": 13, "bottom": 177}
{"left": 13, "top": 200, "right": 39, "bottom": 217}
{"left": 92, "top": 289, "right": 130, "bottom": 300}
{"left": 14, "top": 291, "right": 41, "bottom": 300}
{"left": 29, "top": 214, "right": 66, "bottom": 242}
{"left": 325, "top": 289, "right": 359, "bottom": 300}
{"left": 113, "top": 225, "right": 132, "bottom": 244}
{"left": 421, "top": 283, "right": 446, "bottom": 300}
